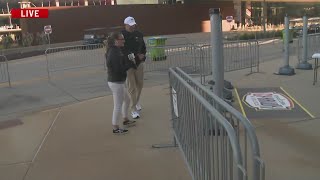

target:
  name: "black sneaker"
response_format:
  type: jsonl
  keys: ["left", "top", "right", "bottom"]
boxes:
{"left": 123, "top": 120, "right": 136, "bottom": 128}
{"left": 113, "top": 128, "right": 128, "bottom": 135}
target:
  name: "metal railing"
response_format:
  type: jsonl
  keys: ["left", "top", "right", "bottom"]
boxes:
{"left": 163, "top": 36, "right": 192, "bottom": 46}
{"left": 297, "top": 33, "right": 320, "bottom": 63}
{"left": 45, "top": 43, "right": 198, "bottom": 77}
{"left": 199, "top": 40, "right": 260, "bottom": 84}
{"left": 45, "top": 44, "right": 105, "bottom": 79}
{"left": 0, "top": 55, "right": 11, "bottom": 87}
{"left": 173, "top": 67, "right": 265, "bottom": 180}
{"left": 169, "top": 67, "right": 247, "bottom": 180}
{"left": 44, "top": 39, "right": 260, "bottom": 79}
{"left": 144, "top": 44, "right": 200, "bottom": 74}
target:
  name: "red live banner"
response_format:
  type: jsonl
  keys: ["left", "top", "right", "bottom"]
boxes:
{"left": 11, "top": 9, "right": 49, "bottom": 18}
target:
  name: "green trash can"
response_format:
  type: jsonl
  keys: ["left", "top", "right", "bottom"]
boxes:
{"left": 282, "top": 29, "right": 294, "bottom": 43}
{"left": 148, "top": 37, "right": 167, "bottom": 61}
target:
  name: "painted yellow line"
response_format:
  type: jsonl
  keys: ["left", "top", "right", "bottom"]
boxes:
{"left": 280, "top": 87, "right": 315, "bottom": 118}
{"left": 234, "top": 87, "right": 247, "bottom": 118}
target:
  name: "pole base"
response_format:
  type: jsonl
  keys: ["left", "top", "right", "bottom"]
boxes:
{"left": 276, "top": 66, "right": 295, "bottom": 76}
{"left": 296, "top": 62, "right": 313, "bottom": 70}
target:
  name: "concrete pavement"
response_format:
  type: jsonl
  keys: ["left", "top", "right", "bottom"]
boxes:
{"left": 0, "top": 35, "right": 289, "bottom": 122}
{"left": 0, "top": 58, "right": 319, "bottom": 180}
{"left": 0, "top": 32, "right": 320, "bottom": 180}
{"left": 0, "top": 85, "right": 191, "bottom": 180}
{"left": 224, "top": 57, "right": 320, "bottom": 180}
{"left": 0, "top": 66, "right": 168, "bottom": 122}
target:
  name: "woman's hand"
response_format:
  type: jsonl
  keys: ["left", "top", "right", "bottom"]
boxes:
{"left": 138, "top": 54, "right": 146, "bottom": 61}
{"left": 127, "top": 53, "right": 136, "bottom": 64}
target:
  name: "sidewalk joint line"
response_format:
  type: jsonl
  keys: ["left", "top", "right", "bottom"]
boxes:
{"left": 32, "top": 108, "right": 62, "bottom": 162}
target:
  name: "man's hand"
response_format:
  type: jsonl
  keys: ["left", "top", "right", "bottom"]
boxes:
{"left": 137, "top": 54, "right": 146, "bottom": 61}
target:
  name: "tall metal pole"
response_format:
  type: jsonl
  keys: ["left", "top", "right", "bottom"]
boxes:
{"left": 7, "top": 3, "right": 12, "bottom": 27}
{"left": 277, "top": 15, "right": 295, "bottom": 75}
{"left": 210, "top": 8, "right": 224, "bottom": 98}
{"left": 262, "top": 0, "right": 267, "bottom": 33}
{"left": 284, "top": 15, "right": 289, "bottom": 65}
{"left": 297, "top": 15, "right": 312, "bottom": 69}
{"left": 303, "top": 16, "right": 308, "bottom": 62}
{"left": 48, "top": 34, "right": 51, "bottom": 47}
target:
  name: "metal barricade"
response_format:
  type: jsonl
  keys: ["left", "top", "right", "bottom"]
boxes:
{"left": 169, "top": 67, "right": 247, "bottom": 180}
{"left": 0, "top": 55, "right": 11, "bottom": 87}
{"left": 45, "top": 43, "right": 200, "bottom": 78}
{"left": 45, "top": 44, "right": 105, "bottom": 79}
{"left": 44, "top": 40, "right": 259, "bottom": 81}
{"left": 173, "top": 67, "right": 265, "bottom": 180}
{"left": 144, "top": 44, "right": 200, "bottom": 74}
{"left": 297, "top": 33, "right": 320, "bottom": 63}
{"left": 199, "top": 40, "right": 260, "bottom": 84}
{"left": 164, "top": 36, "right": 191, "bottom": 46}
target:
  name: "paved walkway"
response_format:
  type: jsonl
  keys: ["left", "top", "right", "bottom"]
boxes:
{"left": 225, "top": 58, "right": 320, "bottom": 180}
{"left": 0, "top": 33, "right": 320, "bottom": 180}
{"left": 0, "top": 84, "right": 191, "bottom": 180}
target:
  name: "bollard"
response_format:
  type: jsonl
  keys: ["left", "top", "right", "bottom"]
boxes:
{"left": 277, "top": 15, "right": 295, "bottom": 75}
{"left": 297, "top": 15, "right": 313, "bottom": 70}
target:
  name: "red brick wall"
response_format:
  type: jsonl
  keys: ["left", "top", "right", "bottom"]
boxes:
{"left": 20, "top": 3, "right": 234, "bottom": 43}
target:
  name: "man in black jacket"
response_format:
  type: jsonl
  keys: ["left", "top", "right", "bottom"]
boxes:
{"left": 122, "top": 16, "right": 146, "bottom": 119}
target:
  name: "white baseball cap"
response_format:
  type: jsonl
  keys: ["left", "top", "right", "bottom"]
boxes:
{"left": 124, "top": 16, "right": 137, "bottom": 26}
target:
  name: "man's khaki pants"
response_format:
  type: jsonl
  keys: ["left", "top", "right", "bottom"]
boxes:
{"left": 126, "top": 63, "right": 144, "bottom": 112}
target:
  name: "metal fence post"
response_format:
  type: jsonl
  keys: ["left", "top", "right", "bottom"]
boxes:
{"left": 277, "top": 15, "right": 295, "bottom": 75}
{"left": 45, "top": 49, "right": 51, "bottom": 80}
{"left": 1, "top": 55, "right": 11, "bottom": 87}
{"left": 312, "top": 53, "right": 319, "bottom": 85}
{"left": 297, "top": 15, "right": 312, "bottom": 70}
{"left": 210, "top": 8, "right": 224, "bottom": 98}
{"left": 0, "top": 55, "right": 11, "bottom": 87}
{"left": 5, "top": 56, "right": 11, "bottom": 87}
{"left": 257, "top": 41, "right": 260, "bottom": 73}
{"left": 200, "top": 46, "right": 206, "bottom": 85}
